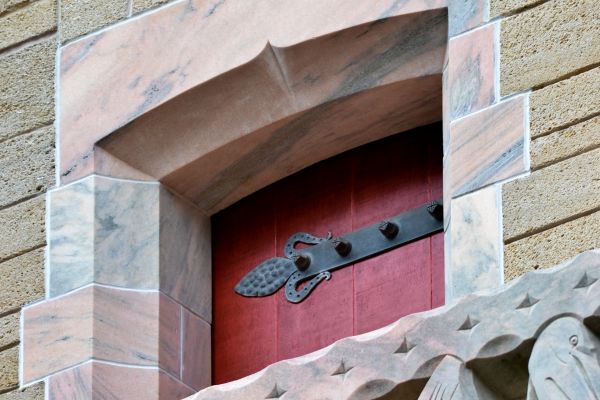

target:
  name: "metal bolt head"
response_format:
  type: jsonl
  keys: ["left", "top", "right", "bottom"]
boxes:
{"left": 292, "top": 253, "right": 310, "bottom": 271}
{"left": 378, "top": 221, "right": 399, "bottom": 239}
{"left": 427, "top": 202, "right": 443, "bottom": 221}
{"left": 333, "top": 238, "right": 352, "bottom": 256}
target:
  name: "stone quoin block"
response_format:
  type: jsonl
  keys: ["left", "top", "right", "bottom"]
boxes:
{"left": 21, "top": 285, "right": 182, "bottom": 384}
{"left": 447, "top": 23, "right": 497, "bottom": 119}
{"left": 448, "top": 186, "right": 502, "bottom": 300}
{"left": 47, "top": 176, "right": 211, "bottom": 320}
{"left": 448, "top": 95, "right": 527, "bottom": 197}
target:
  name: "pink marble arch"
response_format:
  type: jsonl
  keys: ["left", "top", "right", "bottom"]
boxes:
{"left": 60, "top": 0, "right": 448, "bottom": 213}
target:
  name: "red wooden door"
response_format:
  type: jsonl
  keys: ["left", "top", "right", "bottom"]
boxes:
{"left": 212, "top": 123, "right": 443, "bottom": 384}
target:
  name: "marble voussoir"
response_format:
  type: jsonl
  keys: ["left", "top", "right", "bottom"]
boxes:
{"left": 186, "top": 250, "right": 600, "bottom": 400}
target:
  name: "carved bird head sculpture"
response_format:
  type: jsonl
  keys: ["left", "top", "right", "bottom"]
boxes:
{"left": 527, "top": 317, "right": 600, "bottom": 400}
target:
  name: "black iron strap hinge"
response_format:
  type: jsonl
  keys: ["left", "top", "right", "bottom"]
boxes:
{"left": 235, "top": 199, "right": 443, "bottom": 303}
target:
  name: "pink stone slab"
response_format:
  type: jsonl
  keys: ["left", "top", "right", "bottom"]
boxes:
{"left": 181, "top": 309, "right": 211, "bottom": 391}
{"left": 48, "top": 362, "right": 194, "bottom": 400}
{"left": 447, "top": 23, "right": 497, "bottom": 120}
{"left": 59, "top": 0, "right": 446, "bottom": 183}
{"left": 448, "top": 95, "right": 527, "bottom": 197}
{"left": 22, "top": 286, "right": 181, "bottom": 384}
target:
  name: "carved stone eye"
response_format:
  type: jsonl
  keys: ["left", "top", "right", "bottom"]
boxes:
{"left": 569, "top": 335, "right": 579, "bottom": 346}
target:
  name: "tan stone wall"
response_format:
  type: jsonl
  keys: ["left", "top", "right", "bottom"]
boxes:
{"left": 498, "top": 0, "right": 600, "bottom": 279}
{"left": 0, "top": 0, "right": 175, "bottom": 396}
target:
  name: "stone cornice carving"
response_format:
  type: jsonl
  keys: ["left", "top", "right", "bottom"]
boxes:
{"left": 187, "top": 250, "right": 600, "bottom": 399}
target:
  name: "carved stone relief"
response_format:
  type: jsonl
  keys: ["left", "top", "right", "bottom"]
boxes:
{"left": 186, "top": 250, "right": 600, "bottom": 400}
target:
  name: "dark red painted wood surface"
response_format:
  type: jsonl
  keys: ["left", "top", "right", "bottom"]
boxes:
{"left": 212, "top": 123, "right": 443, "bottom": 384}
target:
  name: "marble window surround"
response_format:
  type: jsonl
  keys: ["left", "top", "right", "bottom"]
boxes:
{"left": 20, "top": 0, "right": 535, "bottom": 398}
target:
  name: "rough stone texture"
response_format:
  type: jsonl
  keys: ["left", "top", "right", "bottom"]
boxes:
{"left": 60, "top": 0, "right": 128, "bottom": 42}
{"left": 186, "top": 250, "right": 600, "bottom": 400}
{"left": 0, "top": 125, "right": 55, "bottom": 208}
{"left": 500, "top": 0, "right": 600, "bottom": 95}
{"left": 503, "top": 147, "right": 600, "bottom": 241}
{"left": 0, "top": 0, "right": 28, "bottom": 14}
{"left": 0, "top": 0, "right": 57, "bottom": 51}
{"left": 0, "top": 312, "right": 20, "bottom": 349}
{"left": 530, "top": 66, "right": 600, "bottom": 139}
{"left": 0, "top": 346, "right": 18, "bottom": 392}
{"left": 490, "top": 0, "right": 539, "bottom": 17}
{"left": 0, "top": 196, "right": 45, "bottom": 261}
{"left": 531, "top": 116, "right": 600, "bottom": 170}
{"left": 505, "top": 211, "right": 600, "bottom": 281}
{"left": 132, "top": 0, "right": 169, "bottom": 14}
{"left": 0, "top": 248, "right": 44, "bottom": 314}
{"left": 0, "top": 383, "right": 44, "bottom": 400}
{"left": 0, "top": 38, "right": 55, "bottom": 141}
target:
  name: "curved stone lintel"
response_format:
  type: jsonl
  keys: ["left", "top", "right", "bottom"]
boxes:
{"left": 186, "top": 250, "right": 600, "bottom": 400}
{"left": 59, "top": 0, "right": 448, "bottom": 198}
{"left": 97, "top": 9, "right": 447, "bottom": 212}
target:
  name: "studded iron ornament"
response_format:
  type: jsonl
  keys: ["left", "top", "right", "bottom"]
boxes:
{"left": 235, "top": 199, "right": 443, "bottom": 303}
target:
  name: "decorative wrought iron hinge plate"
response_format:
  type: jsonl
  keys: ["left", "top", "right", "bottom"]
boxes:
{"left": 235, "top": 199, "right": 443, "bottom": 303}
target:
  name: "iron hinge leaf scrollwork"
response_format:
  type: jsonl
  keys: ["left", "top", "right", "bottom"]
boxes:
{"left": 235, "top": 198, "right": 443, "bottom": 303}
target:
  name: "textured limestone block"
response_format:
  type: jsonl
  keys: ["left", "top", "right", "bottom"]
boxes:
{"left": 0, "top": 0, "right": 57, "bottom": 51}
{"left": 0, "top": 346, "right": 18, "bottom": 392}
{"left": 0, "top": 0, "right": 27, "bottom": 14}
{"left": 530, "top": 66, "right": 600, "bottom": 139}
{"left": 0, "top": 39, "right": 55, "bottom": 141}
{"left": 0, "top": 125, "right": 55, "bottom": 208}
{"left": 0, "top": 196, "right": 45, "bottom": 261}
{"left": 132, "top": 0, "right": 169, "bottom": 14}
{"left": 0, "top": 383, "right": 44, "bottom": 400}
{"left": 504, "top": 210, "right": 600, "bottom": 280}
{"left": 60, "top": 0, "right": 128, "bottom": 42}
{"left": 0, "top": 249, "right": 44, "bottom": 314}
{"left": 0, "top": 313, "right": 19, "bottom": 349}
{"left": 501, "top": 0, "right": 600, "bottom": 95}
{"left": 490, "top": 0, "right": 538, "bottom": 17}
{"left": 503, "top": 147, "right": 600, "bottom": 241}
{"left": 531, "top": 116, "right": 600, "bottom": 170}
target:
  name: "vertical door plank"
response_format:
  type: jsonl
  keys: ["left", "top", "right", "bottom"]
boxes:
{"left": 212, "top": 190, "right": 278, "bottom": 384}
{"left": 352, "top": 128, "right": 436, "bottom": 334}
{"left": 275, "top": 154, "right": 354, "bottom": 360}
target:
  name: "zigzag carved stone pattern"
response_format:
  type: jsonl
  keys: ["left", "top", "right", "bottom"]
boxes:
{"left": 187, "top": 250, "right": 600, "bottom": 399}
